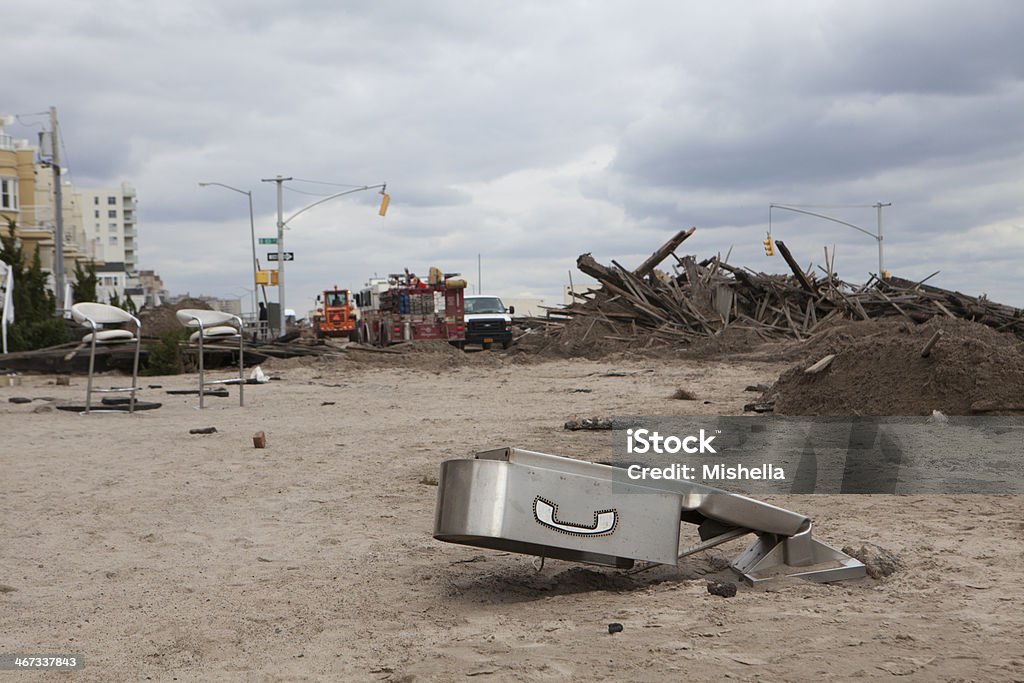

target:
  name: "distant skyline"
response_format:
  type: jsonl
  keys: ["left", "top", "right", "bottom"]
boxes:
{"left": 7, "top": 0, "right": 1024, "bottom": 313}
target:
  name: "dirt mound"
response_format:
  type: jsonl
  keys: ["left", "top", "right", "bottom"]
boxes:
{"left": 518, "top": 316, "right": 661, "bottom": 360}
{"left": 137, "top": 298, "right": 213, "bottom": 338}
{"left": 764, "top": 317, "right": 1024, "bottom": 415}
{"left": 342, "top": 339, "right": 505, "bottom": 372}
{"left": 393, "top": 340, "right": 466, "bottom": 357}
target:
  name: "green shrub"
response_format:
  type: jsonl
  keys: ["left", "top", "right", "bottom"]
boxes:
{"left": 7, "top": 318, "right": 72, "bottom": 352}
{"left": 143, "top": 329, "right": 190, "bottom": 376}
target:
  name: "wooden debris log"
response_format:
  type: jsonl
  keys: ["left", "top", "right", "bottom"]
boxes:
{"left": 773, "top": 240, "right": 815, "bottom": 293}
{"left": 921, "top": 329, "right": 943, "bottom": 358}
{"left": 632, "top": 227, "right": 696, "bottom": 278}
{"left": 805, "top": 354, "right": 836, "bottom": 374}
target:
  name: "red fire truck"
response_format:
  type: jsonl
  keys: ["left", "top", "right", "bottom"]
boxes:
{"left": 313, "top": 287, "right": 359, "bottom": 340}
{"left": 355, "top": 269, "right": 467, "bottom": 346}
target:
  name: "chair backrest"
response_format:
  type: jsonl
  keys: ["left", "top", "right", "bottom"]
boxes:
{"left": 176, "top": 308, "right": 241, "bottom": 329}
{"left": 72, "top": 302, "right": 137, "bottom": 327}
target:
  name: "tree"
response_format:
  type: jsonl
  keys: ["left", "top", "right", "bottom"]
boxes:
{"left": 1, "top": 219, "right": 70, "bottom": 351}
{"left": 71, "top": 260, "right": 98, "bottom": 305}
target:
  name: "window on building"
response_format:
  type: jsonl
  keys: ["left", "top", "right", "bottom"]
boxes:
{"left": 108, "top": 209, "right": 117, "bottom": 218}
{"left": 94, "top": 197, "right": 99, "bottom": 205}
{"left": 109, "top": 235, "right": 118, "bottom": 245}
{"left": 109, "top": 223, "right": 117, "bottom": 231}
{"left": 0, "top": 178, "right": 18, "bottom": 210}
{"left": 94, "top": 210, "right": 100, "bottom": 218}
{"left": 107, "top": 196, "right": 116, "bottom": 205}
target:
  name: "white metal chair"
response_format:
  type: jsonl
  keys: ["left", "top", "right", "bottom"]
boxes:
{"left": 70, "top": 302, "right": 142, "bottom": 414}
{"left": 176, "top": 309, "right": 245, "bottom": 409}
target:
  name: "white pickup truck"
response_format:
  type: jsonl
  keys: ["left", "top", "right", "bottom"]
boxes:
{"left": 463, "top": 295, "right": 515, "bottom": 349}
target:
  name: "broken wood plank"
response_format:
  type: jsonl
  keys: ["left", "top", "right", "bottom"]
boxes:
{"left": 921, "top": 329, "right": 943, "bottom": 358}
{"left": 632, "top": 227, "right": 696, "bottom": 278}
{"left": 774, "top": 240, "right": 816, "bottom": 293}
{"left": 805, "top": 354, "right": 836, "bottom": 374}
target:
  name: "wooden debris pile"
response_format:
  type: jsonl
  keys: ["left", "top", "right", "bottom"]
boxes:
{"left": 537, "top": 228, "right": 1024, "bottom": 347}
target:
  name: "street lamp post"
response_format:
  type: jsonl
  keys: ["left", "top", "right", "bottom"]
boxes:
{"left": 260, "top": 177, "right": 389, "bottom": 333}
{"left": 769, "top": 202, "right": 892, "bottom": 277}
{"left": 198, "top": 182, "right": 260, "bottom": 320}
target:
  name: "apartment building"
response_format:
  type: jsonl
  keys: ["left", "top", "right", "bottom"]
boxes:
{"left": 75, "top": 182, "right": 138, "bottom": 270}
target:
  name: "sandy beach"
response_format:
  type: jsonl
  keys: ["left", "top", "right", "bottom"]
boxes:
{"left": 2, "top": 350, "right": 1022, "bottom": 681}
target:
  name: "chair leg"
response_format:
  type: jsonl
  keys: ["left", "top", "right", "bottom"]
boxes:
{"left": 130, "top": 330, "right": 140, "bottom": 413}
{"left": 85, "top": 333, "right": 97, "bottom": 414}
{"left": 238, "top": 331, "right": 245, "bottom": 407}
{"left": 198, "top": 331, "right": 205, "bottom": 409}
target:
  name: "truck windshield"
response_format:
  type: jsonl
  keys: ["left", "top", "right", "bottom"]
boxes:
{"left": 466, "top": 297, "right": 505, "bottom": 314}
{"left": 325, "top": 292, "right": 348, "bottom": 306}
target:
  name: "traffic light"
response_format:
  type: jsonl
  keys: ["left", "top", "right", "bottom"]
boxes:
{"left": 255, "top": 270, "right": 279, "bottom": 286}
{"left": 763, "top": 236, "right": 775, "bottom": 256}
{"left": 378, "top": 191, "right": 390, "bottom": 216}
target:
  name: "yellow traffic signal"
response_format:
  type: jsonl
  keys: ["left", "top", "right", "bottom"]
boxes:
{"left": 255, "top": 270, "right": 279, "bottom": 286}
{"left": 763, "top": 237, "right": 775, "bottom": 256}
{"left": 378, "top": 191, "right": 390, "bottom": 216}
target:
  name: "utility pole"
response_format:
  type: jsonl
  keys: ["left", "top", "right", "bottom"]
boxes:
{"left": 49, "top": 106, "right": 66, "bottom": 312}
{"left": 256, "top": 177, "right": 389, "bottom": 334}
{"left": 874, "top": 202, "right": 891, "bottom": 278}
{"left": 261, "top": 175, "right": 291, "bottom": 335}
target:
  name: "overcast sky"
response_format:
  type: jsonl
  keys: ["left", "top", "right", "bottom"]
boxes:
{"left": 7, "top": 0, "right": 1024, "bottom": 315}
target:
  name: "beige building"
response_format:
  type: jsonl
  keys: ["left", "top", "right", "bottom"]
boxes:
{"left": 0, "top": 115, "right": 158, "bottom": 308}
{"left": 136, "top": 270, "right": 168, "bottom": 308}
{"left": 0, "top": 117, "right": 58, "bottom": 266}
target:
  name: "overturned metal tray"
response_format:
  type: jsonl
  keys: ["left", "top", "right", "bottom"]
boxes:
{"left": 434, "top": 447, "right": 865, "bottom": 584}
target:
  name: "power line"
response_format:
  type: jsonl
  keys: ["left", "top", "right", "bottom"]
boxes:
{"left": 773, "top": 203, "right": 875, "bottom": 209}
{"left": 290, "top": 177, "right": 371, "bottom": 189}
{"left": 283, "top": 185, "right": 337, "bottom": 197}
{"left": 57, "top": 123, "right": 74, "bottom": 184}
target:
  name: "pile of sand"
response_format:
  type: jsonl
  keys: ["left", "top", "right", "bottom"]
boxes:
{"left": 137, "top": 298, "right": 213, "bottom": 338}
{"left": 763, "top": 317, "right": 1024, "bottom": 415}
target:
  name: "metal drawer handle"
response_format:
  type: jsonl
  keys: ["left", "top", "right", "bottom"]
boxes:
{"left": 533, "top": 497, "right": 617, "bottom": 537}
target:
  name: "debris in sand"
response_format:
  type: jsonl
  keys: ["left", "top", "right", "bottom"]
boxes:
{"left": 743, "top": 401, "right": 775, "bottom": 413}
{"left": 670, "top": 388, "right": 697, "bottom": 400}
{"left": 253, "top": 431, "right": 267, "bottom": 449}
{"left": 564, "top": 417, "right": 614, "bottom": 431}
{"left": 607, "top": 623, "right": 624, "bottom": 634}
{"left": 707, "top": 580, "right": 738, "bottom": 598}
{"left": 189, "top": 427, "right": 217, "bottom": 435}
{"left": 842, "top": 543, "right": 903, "bottom": 579}
{"left": 804, "top": 353, "right": 836, "bottom": 374}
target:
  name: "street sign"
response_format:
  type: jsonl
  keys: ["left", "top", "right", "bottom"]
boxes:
{"left": 267, "top": 252, "right": 294, "bottom": 261}
{"left": 258, "top": 237, "right": 278, "bottom": 245}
